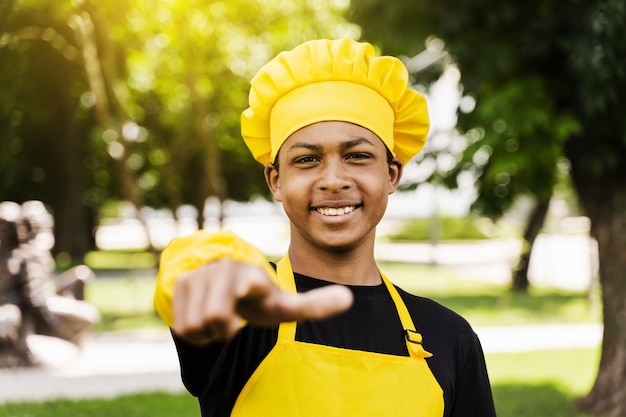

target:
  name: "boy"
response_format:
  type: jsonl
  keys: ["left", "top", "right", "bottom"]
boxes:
{"left": 154, "top": 38, "right": 496, "bottom": 417}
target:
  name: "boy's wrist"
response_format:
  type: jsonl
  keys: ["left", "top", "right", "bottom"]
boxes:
{"left": 154, "top": 230, "right": 274, "bottom": 328}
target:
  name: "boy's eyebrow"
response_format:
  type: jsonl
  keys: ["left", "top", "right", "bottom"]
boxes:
{"left": 287, "top": 137, "right": 376, "bottom": 153}
{"left": 341, "top": 137, "right": 376, "bottom": 150}
{"left": 287, "top": 142, "right": 321, "bottom": 152}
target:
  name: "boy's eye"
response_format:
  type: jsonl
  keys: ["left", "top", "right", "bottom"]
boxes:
{"left": 293, "top": 156, "right": 319, "bottom": 164}
{"left": 346, "top": 153, "right": 370, "bottom": 161}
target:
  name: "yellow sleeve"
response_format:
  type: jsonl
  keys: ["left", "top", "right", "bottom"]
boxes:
{"left": 153, "top": 229, "right": 277, "bottom": 328}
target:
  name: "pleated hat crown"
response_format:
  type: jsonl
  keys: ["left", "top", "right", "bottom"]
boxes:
{"left": 241, "top": 38, "right": 429, "bottom": 165}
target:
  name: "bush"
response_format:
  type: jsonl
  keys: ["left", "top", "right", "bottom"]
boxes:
{"left": 388, "top": 216, "right": 490, "bottom": 242}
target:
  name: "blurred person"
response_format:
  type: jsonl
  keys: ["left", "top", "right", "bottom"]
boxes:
{"left": 154, "top": 38, "right": 496, "bottom": 416}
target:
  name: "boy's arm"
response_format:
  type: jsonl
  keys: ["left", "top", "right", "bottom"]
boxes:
{"left": 154, "top": 230, "right": 275, "bottom": 328}
{"left": 154, "top": 230, "right": 352, "bottom": 346}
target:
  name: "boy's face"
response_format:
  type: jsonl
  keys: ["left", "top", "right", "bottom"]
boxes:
{"left": 265, "top": 121, "right": 403, "bottom": 252}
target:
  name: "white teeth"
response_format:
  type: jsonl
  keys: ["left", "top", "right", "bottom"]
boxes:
{"left": 316, "top": 206, "right": 355, "bottom": 216}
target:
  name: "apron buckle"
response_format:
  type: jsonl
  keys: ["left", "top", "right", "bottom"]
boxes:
{"left": 404, "top": 329, "right": 423, "bottom": 345}
{"left": 404, "top": 329, "right": 434, "bottom": 359}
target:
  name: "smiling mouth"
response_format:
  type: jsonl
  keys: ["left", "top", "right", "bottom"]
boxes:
{"left": 315, "top": 206, "right": 356, "bottom": 216}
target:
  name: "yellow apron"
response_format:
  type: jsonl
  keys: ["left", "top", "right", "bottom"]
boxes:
{"left": 231, "top": 255, "right": 444, "bottom": 416}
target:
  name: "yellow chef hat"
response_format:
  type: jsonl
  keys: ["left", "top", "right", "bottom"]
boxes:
{"left": 240, "top": 38, "right": 429, "bottom": 166}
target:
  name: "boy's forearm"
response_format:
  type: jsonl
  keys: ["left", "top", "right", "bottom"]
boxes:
{"left": 154, "top": 230, "right": 275, "bottom": 328}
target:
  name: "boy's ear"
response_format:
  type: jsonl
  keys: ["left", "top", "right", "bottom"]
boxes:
{"left": 388, "top": 157, "right": 403, "bottom": 195}
{"left": 264, "top": 163, "right": 283, "bottom": 202}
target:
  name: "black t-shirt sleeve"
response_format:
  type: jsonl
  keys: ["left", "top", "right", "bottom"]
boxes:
{"left": 172, "top": 325, "right": 278, "bottom": 417}
{"left": 448, "top": 333, "right": 496, "bottom": 417}
{"left": 171, "top": 330, "right": 226, "bottom": 397}
{"left": 399, "top": 289, "right": 497, "bottom": 417}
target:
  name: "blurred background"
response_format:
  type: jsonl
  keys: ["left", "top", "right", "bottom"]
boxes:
{"left": 1, "top": 0, "right": 625, "bottom": 416}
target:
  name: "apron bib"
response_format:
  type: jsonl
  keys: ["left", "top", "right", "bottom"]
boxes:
{"left": 232, "top": 255, "right": 444, "bottom": 416}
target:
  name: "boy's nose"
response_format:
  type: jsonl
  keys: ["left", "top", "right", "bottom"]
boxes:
{"left": 318, "top": 161, "right": 352, "bottom": 192}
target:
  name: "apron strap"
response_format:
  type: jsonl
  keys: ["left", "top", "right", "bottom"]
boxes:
{"left": 380, "top": 272, "right": 433, "bottom": 359}
{"left": 276, "top": 254, "right": 432, "bottom": 358}
{"left": 276, "top": 256, "right": 297, "bottom": 341}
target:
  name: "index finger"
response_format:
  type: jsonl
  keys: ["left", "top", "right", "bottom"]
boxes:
{"left": 236, "top": 284, "right": 353, "bottom": 325}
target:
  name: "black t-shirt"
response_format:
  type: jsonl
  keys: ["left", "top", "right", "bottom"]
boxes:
{"left": 172, "top": 271, "right": 496, "bottom": 417}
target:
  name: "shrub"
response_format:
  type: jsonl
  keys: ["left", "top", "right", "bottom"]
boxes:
{"left": 388, "top": 216, "right": 490, "bottom": 242}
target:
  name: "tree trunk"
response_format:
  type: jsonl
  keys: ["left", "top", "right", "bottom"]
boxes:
{"left": 52, "top": 90, "right": 93, "bottom": 262}
{"left": 575, "top": 183, "right": 626, "bottom": 416}
{"left": 73, "top": 9, "right": 157, "bottom": 254}
{"left": 187, "top": 77, "right": 226, "bottom": 230}
{"left": 511, "top": 198, "right": 550, "bottom": 292}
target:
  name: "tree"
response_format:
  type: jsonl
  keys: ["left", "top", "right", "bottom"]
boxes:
{"left": 113, "top": 0, "right": 357, "bottom": 227}
{"left": 0, "top": 3, "right": 99, "bottom": 259}
{"left": 349, "top": 0, "right": 626, "bottom": 414}
{"left": 0, "top": 0, "right": 358, "bottom": 259}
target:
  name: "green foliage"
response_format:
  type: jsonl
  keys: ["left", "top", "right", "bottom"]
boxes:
{"left": 0, "top": 0, "right": 359, "bottom": 258}
{"left": 115, "top": 0, "right": 358, "bottom": 207}
{"left": 388, "top": 216, "right": 490, "bottom": 242}
{"left": 350, "top": 0, "right": 626, "bottom": 218}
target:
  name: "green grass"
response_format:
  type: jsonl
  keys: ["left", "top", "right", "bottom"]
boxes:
{"left": 83, "top": 260, "right": 600, "bottom": 332}
{"left": 488, "top": 348, "right": 600, "bottom": 395}
{"left": 381, "top": 261, "right": 601, "bottom": 326}
{"left": 0, "top": 349, "right": 602, "bottom": 417}
{"left": 6, "top": 256, "right": 598, "bottom": 416}
{"left": 0, "top": 392, "right": 199, "bottom": 417}
{"left": 487, "top": 348, "right": 602, "bottom": 417}
{"left": 83, "top": 250, "right": 158, "bottom": 270}
{"left": 84, "top": 274, "right": 164, "bottom": 332}
{"left": 493, "top": 383, "right": 598, "bottom": 417}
